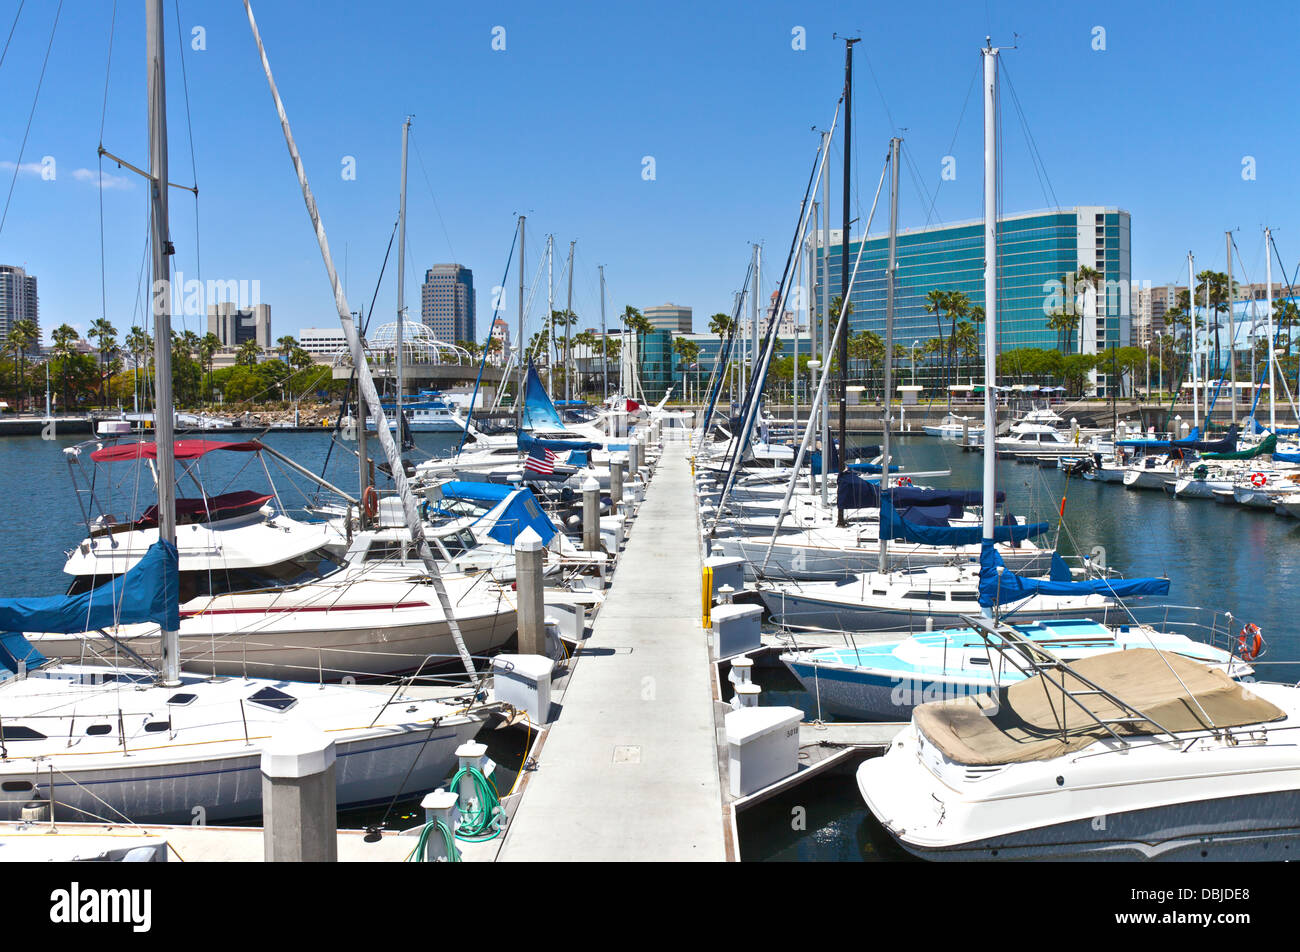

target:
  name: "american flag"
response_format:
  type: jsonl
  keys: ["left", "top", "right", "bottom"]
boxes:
{"left": 524, "top": 446, "right": 557, "bottom": 475}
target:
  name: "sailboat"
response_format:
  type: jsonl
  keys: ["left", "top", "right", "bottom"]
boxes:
{"left": 855, "top": 42, "right": 1300, "bottom": 861}
{"left": 775, "top": 42, "right": 1220, "bottom": 721}
{"left": 0, "top": 0, "right": 487, "bottom": 824}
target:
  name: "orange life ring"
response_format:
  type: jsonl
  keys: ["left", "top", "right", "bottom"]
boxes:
{"left": 362, "top": 485, "right": 379, "bottom": 519}
{"left": 1237, "top": 623, "right": 1264, "bottom": 661}
{"left": 1250, "top": 472, "right": 1267, "bottom": 488}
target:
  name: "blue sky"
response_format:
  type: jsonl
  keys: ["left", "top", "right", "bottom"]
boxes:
{"left": 1, "top": 0, "right": 1297, "bottom": 345}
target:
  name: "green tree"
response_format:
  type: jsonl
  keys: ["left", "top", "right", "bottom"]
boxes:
{"left": 236, "top": 339, "right": 261, "bottom": 367}
{"left": 1195, "top": 270, "right": 1229, "bottom": 377}
{"left": 88, "top": 318, "right": 117, "bottom": 408}
{"left": 7, "top": 317, "right": 38, "bottom": 410}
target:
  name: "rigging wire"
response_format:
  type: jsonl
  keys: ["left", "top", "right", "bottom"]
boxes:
{"left": 172, "top": 0, "right": 201, "bottom": 329}
{"left": 0, "top": 0, "right": 63, "bottom": 238}
{"left": 0, "top": 0, "right": 23, "bottom": 74}
{"left": 921, "top": 60, "right": 980, "bottom": 228}
{"left": 409, "top": 131, "right": 457, "bottom": 262}
{"left": 97, "top": 0, "right": 119, "bottom": 353}
{"left": 998, "top": 58, "right": 1060, "bottom": 212}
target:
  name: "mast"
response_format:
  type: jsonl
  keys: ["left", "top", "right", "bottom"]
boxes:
{"left": 980, "top": 39, "right": 999, "bottom": 620}
{"left": 147, "top": 0, "right": 180, "bottom": 686}
{"left": 517, "top": 215, "right": 525, "bottom": 430}
{"left": 599, "top": 263, "right": 608, "bottom": 402}
{"left": 566, "top": 239, "right": 575, "bottom": 402}
{"left": 546, "top": 235, "right": 554, "bottom": 391}
{"left": 836, "top": 37, "right": 858, "bottom": 526}
{"left": 396, "top": 116, "right": 410, "bottom": 419}
{"left": 1266, "top": 228, "right": 1276, "bottom": 431}
{"left": 877, "top": 136, "right": 900, "bottom": 574}
{"left": 821, "top": 129, "right": 831, "bottom": 507}
{"left": 1227, "top": 231, "right": 1236, "bottom": 427}
{"left": 1189, "top": 251, "right": 1199, "bottom": 430}
{"left": 753, "top": 245, "right": 762, "bottom": 381}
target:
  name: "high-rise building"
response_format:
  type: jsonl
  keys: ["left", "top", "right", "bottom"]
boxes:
{"left": 421, "top": 264, "right": 475, "bottom": 343}
{"left": 0, "top": 265, "right": 39, "bottom": 343}
{"left": 208, "top": 302, "right": 271, "bottom": 349}
{"left": 643, "top": 302, "right": 692, "bottom": 335}
{"left": 815, "top": 206, "right": 1133, "bottom": 395}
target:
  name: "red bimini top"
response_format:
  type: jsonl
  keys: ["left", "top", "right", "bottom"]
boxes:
{"left": 90, "top": 439, "right": 266, "bottom": 463}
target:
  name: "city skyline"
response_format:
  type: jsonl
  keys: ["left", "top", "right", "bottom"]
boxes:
{"left": 0, "top": 2, "right": 1294, "bottom": 351}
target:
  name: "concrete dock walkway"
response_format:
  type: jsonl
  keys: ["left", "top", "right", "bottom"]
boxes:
{"left": 499, "top": 441, "right": 725, "bottom": 861}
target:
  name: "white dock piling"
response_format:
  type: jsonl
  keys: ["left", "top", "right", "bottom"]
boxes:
{"left": 610, "top": 457, "right": 625, "bottom": 510}
{"left": 514, "top": 526, "right": 546, "bottom": 655}
{"left": 582, "top": 476, "right": 601, "bottom": 552}
{"left": 261, "top": 728, "right": 338, "bottom": 863}
{"left": 419, "top": 790, "right": 460, "bottom": 862}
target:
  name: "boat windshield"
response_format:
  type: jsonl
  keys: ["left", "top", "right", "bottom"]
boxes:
{"left": 67, "top": 547, "right": 345, "bottom": 600}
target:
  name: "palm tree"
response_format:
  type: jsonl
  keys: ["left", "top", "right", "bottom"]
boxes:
{"left": 549, "top": 309, "right": 577, "bottom": 392}
{"left": 943, "top": 291, "right": 972, "bottom": 386}
{"left": 1274, "top": 298, "right": 1300, "bottom": 362}
{"left": 51, "top": 324, "right": 80, "bottom": 409}
{"left": 1196, "top": 270, "right": 1229, "bottom": 377}
{"left": 199, "top": 333, "right": 221, "bottom": 403}
{"left": 620, "top": 306, "right": 652, "bottom": 390}
{"left": 1045, "top": 307, "right": 1080, "bottom": 356}
{"left": 8, "top": 318, "right": 38, "bottom": 410}
{"left": 88, "top": 318, "right": 117, "bottom": 408}
{"left": 236, "top": 339, "right": 261, "bottom": 367}
{"left": 923, "top": 290, "right": 948, "bottom": 384}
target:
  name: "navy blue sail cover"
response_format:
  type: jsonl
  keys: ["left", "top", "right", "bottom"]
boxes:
{"left": 879, "top": 494, "right": 1048, "bottom": 547}
{"left": 0, "top": 539, "right": 180, "bottom": 634}
{"left": 836, "top": 471, "right": 1006, "bottom": 515}
{"left": 978, "top": 542, "right": 1169, "bottom": 607}
{"left": 517, "top": 431, "right": 601, "bottom": 455}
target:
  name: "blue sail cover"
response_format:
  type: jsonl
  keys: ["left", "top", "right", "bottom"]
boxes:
{"left": 0, "top": 632, "right": 46, "bottom": 675}
{"left": 1274, "top": 451, "right": 1300, "bottom": 464}
{"left": 879, "top": 494, "right": 1048, "bottom": 547}
{"left": 977, "top": 543, "right": 1169, "bottom": 607}
{"left": 0, "top": 540, "right": 179, "bottom": 634}
{"left": 521, "top": 361, "right": 566, "bottom": 431}
{"left": 517, "top": 431, "right": 601, "bottom": 455}
{"left": 845, "top": 462, "right": 900, "bottom": 474}
{"left": 1116, "top": 425, "right": 1236, "bottom": 454}
{"left": 480, "top": 490, "right": 557, "bottom": 547}
{"left": 440, "top": 481, "right": 514, "bottom": 506}
{"left": 836, "top": 472, "right": 1006, "bottom": 515}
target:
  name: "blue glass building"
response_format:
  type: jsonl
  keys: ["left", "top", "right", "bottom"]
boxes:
{"left": 816, "top": 206, "right": 1132, "bottom": 395}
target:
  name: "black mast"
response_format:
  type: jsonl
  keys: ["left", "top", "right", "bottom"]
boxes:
{"left": 837, "top": 36, "right": 859, "bottom": 526}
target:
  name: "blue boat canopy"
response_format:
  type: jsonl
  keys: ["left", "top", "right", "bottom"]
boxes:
{"left": 0, "top": 539, "right": 180, "bottom": 635}
{"left": 0, "top": 631, "right": 46, "bottom": 676}
{"left": 479, "top": 489, "right": 557, "bottom": 547}
{"left": 977, "top": 543, "right": 1169, "bottom": 608}
{"left": 440, "top": 481, "right": 513, "bottom": 506}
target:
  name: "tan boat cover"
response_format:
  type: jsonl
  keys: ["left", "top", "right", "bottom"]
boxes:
{"left": 915, "top": 648, "right": 1286, "bottom": 766}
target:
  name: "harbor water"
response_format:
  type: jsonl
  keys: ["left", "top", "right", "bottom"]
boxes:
{"left": 2, "top": 428, "right": 1296, "bottom": 857}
